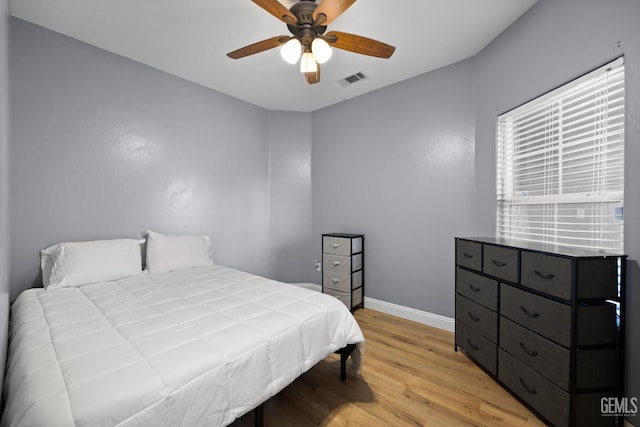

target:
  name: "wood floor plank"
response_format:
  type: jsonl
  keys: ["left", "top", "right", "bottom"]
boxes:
{"left": 231, "top": 308, "right": 545, "bottom": 427}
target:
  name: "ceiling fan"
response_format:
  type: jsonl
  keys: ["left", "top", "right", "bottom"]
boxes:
{"left": 227, "top": 0, "right": 396, "bottom": 85}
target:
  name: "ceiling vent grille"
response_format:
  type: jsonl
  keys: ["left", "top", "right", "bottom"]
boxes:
{"left": 340, "top": 72, "right": 368, "bottom": 86}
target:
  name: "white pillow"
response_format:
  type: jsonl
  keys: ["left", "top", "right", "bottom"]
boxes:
{"left": 41, "top": 239, "right": 143, "bottom": 289}
{"left": 145, "top": 230, "right": 212, "bottom": 274}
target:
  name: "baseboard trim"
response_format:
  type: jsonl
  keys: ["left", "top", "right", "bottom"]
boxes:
{"left": 290, "top": 283, "right": 455, "bottom": 332}
{"left": 364, "top": 297, "right": 455, "bottom": 332}
{"left": 624, "top": 419, "right": 635, "bottom": 427}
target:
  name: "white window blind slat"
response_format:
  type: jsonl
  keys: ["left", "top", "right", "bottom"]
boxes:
{"left": 496, "top": 58, "right": 624, "bottom": 252}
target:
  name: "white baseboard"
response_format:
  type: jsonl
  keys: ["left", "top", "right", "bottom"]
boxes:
{"left": 625, "top": 419, "right": 635, "bottom": 427}
{"left": 290, "top": 283, "right": 455, "bottom": 332}
{"left": 364, "top": 297, "right": 455, "bottom": 332}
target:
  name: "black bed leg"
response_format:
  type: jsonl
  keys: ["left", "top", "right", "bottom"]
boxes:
{"left": 336, "top": 344, "right": 357, "bottom": 381}
{"left": 254, "top": 403, "right": 264, "bottom": 427}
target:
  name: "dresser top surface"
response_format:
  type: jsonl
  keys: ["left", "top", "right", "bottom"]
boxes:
{"left": 323, "top": 233, "right": 364, "bottom": 238}
{"left": 456, "top": 236, "right": 626, "bottom": 259}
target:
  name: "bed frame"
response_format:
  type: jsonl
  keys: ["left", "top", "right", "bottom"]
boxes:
{"left": 253, "top": 344, "right": 357, "bottom": 426}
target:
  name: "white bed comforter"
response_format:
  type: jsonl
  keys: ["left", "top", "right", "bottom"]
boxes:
{"left": 1, "top": 265, "right": 364, "bottom": 427}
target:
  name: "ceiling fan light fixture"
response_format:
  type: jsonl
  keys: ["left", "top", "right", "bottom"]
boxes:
{"left": 300, "top": 51, "right": 318, "bottom": 73}
{"left": 311, "top": 38, "right": 332, "bottom": 64}
{"left": 280, "top": 38, "right": 302, "bottom": 64}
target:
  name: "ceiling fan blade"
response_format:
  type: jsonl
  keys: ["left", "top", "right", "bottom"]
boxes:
{"left": 312, "top": 0, "right": 356, "bottom": 26}
{"left": 305, "top": 64, "right": 320, "bottom": 85}
{"left": 227, "top": 36, "right": 291, "bottom": 59}
{"left": 252, "top": 0, "right": 297, "bottom": 24}
{"left": 325, "top": 31, "right": 395, "bottom": 58}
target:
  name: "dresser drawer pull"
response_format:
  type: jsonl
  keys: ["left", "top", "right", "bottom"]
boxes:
{"left": 332, "top": 243, "right": 340, "bottom": 249}
{"left": 462, "top": 252, "right": 474, "bottom": 259}
{"left": 468, "top": 284, "right": 481, "bottom": 292}
{"left": 533, "top": 269, "right": 555, "bottom": 280}
{"left": 519, "top": 342, "right": 539, "bottom": 357}
{"left": 519, "top": 378, "right": 539, "bottom": 395}
{"left": 467, "top": 312, "right": 480, "bottom": 322}
{"left": 332, "top": 278, "right": 340, "bottom": 284}
{"left": 520, "top": 305, "right": 540, "bottom": 318}
{"left": 491, "top": 259, "right": 507, "bottom": 267}
{"left": 333, "top": 261, "right": 341, "bottom": 266}
{"left": 466, "top": 339, "right": 479, "bottom": 351}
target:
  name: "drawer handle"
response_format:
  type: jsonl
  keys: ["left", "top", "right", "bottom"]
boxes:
{"left": 491, "top": 259, "right": 507, "bottom": 267}
{"left": 519, "top": 342, "right": 539, "bottom": 357}
{"left": 467, "top": 312, "right": 480, "bottom": 322}
{"left": 333, "top": 261, "right": 341, "bottom": 266}
{"left": 533, "top": 270, "right": 555, "bottom": 280}
{"left": 466, "top": 339, "right": 479, "bottom": 351}
{"left": 468, "top": 284, "right": 481, "bottom": 293}
{"left": 332, "top": 278, "right": 340, "bottom": 284}
{"left": 520, "top": 305, "right": 540, "bottom": 318}
{"left": 519, "top": 377, "right": 539, "bottom": 395}
{"left": 332, "top": 243, "right": 340, "bottom": 249}
{"left": 462, "top": 252, "right": 474, "bottom": 259}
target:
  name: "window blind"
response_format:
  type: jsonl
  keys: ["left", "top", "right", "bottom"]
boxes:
{"left": 497, "top": 57, "right": 625, "bottom": 252}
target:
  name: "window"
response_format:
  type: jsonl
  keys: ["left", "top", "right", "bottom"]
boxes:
{"left": 497, "top": 58, "right": 625, "bottom": 252}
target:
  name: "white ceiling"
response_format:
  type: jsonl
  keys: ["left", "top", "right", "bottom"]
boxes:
{"left": 10, "top": 0, "right": 537, "bottom": 112}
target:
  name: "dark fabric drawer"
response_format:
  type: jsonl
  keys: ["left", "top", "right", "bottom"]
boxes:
{"left": 576, "top": 258, "right": 619, "bottom": 299}
{"left": 456, "top": 294, "right": 497, "bottom": 343}
{"left": 499, "top": 316, "right": 570, "bottom": 391}
{"left": 521, "top": 251, "right": 573, "bottom": 300}
{"left": 455, "top": 321, "right": 497, "bottom": 375}
{"left": 483, "top": 244, "right": 518, "bottom": 283}
{"left": 456, "top": 239, "right": 482, "bottom": 271}
{"left": 499, "top": 350, "right": 569, "bottom": 427}
{"left": 500, "top": 284, "right": 571, "bottom": 347}
{"left": 576, "top": 303, "right": 619, "bottom": 346}
{"left": 456, "top": 267, "right": 498, "bottom": 311}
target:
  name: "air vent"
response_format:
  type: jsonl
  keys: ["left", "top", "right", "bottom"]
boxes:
{"left": 340, "top": 72, "right": 369, "bottom": 86}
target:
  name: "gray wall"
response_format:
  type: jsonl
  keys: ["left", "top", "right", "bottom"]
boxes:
{"left": 472, "top": 0, "right": 640, "bottom": 412}
{"left": 311, "top": 59, "right": 477, "bottom": 317}
{"left": 0, "top": 0, "right": 9, "bottom": 401}
{"left": 8, "top": 18, "right": 313, "bottom": 299}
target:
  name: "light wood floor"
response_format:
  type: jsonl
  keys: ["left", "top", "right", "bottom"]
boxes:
{"left": 231, "top": 308, "right": 546, "bottom": 426}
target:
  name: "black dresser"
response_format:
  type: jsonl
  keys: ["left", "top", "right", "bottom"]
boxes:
{"left": 455, "top": 237, "right": 626, "bottom": 427}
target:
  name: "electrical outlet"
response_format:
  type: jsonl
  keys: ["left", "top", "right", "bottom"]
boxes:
{"left": 314, "top": 260, "right": 321, "bottom": 272}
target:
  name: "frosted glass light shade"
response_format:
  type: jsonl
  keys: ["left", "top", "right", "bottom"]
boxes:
{"left": 300, "top": 51, "right": 318, "bottom": 73}
{"left": 311, "top": 38, "right": 332, "bottom": 64}
{"left": 280, "top": 39, "right": 301, "bottom": 64}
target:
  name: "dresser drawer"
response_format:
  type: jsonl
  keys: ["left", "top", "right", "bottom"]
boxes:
{"left": 455, "top": 295, "right": 497, "bottom": 343}
{"left": 500, "top": 316, "right": 570, "bottom": 390}
{"left": 500, "top": 284, "right": 571, "bottom": 347}
{"left": 499, "top": 349, "right": 569, "bottom": 427}
{"left": 322, "top": 253, "right": 351, "bottom": 276}
{"left": 323, "top": 269, "right": 362, "bottom": 292}
{"left": 521, "top": 251, "right": 573, "bottom": 300}
{"left": 456, "top": 267, "right": 498, "bottom": 310}
{"left": 323, "top": 236, "right": 362, "bottom": 256}
{"left": 455, "top": 321, "right": 497, "bottom": 375}
{"left": 483, "top": 244, "right": 518, "bottom": 282}
{"left": 324, "top": 287, "right": 363, "bottom": 308}
{"left": 456, "top": 240, "right": 482, "bottom": 271}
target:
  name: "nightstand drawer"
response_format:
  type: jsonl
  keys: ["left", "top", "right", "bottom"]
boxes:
{"left": 483, "top": 244, "right": 518, "bottom": 283}
{"left": 322, "top": 253, "right": 351, "bottom": 275}
{"left": 500, "top": 284, "right": 571, "bottom": 347}
{"left": 323, "top": 236, "right": 361, "bottom": 256}
{"left": 456, "top": 240, "right": 482, "bottom": 271}
{"left": 455, "top": 321, "right": 496, "bottom": 375}
{"left": 499, "top": 350, "right": 569, "bottom": 427}
{"left": 456, "top": 267, "right": 498, "bottom": 310}
{"left": 500, "top": 316, "right": 570, "bottom": 390}
{"left": 521, "top": 251, "right": 572, "bottom": 300}
{"left": 455, "top": 294, "right": 497, "bottom": 343}
{"left": 324, "top": 287, "right": 363, "bottom": 308}
{"left": 323, "top": 270, "right": 362, "bottom": 292}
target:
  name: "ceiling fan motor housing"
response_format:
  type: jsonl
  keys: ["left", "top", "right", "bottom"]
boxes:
{"left": 287, "top": 1, "right": 327, "bottom": 46}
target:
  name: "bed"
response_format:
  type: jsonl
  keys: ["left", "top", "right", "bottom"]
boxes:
{"left": 1, "top": 260, "right": 364, "bottom": 426}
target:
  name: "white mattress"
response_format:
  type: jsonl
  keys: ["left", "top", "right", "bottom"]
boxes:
{"left": 1, "top": 265, "right": 364, "bottom": 427}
